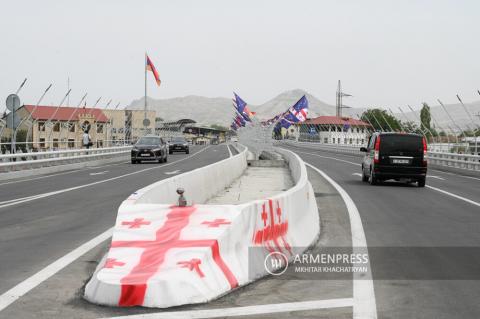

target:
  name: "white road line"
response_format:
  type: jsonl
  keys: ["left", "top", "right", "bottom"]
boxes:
{"left": 352, "top": 173, "right": 362, "bottom": 177}
{"left": 288, "top": 144, "right": 480, "bottom": 182}
{"left": 305, "top": 162, "right": 377, "bottom": 319}
{"left": 0, "top": 161, "right": 129, "bottom": 186}
{"left": 428, "top": 175, "right": 445, "bottom": 180}
{"left": 0, "top": 146, "right": 211, "bottom": 210}
{"left": 0, "top": 227, "right": 113, "bottom": 312}
{"left": 430, "top": 169, "right": 480, "bottom": 181}
{"left": 286, "top": 148, "right": 361, "bottom": 166}
{"left": 426, "top": 185, "right": 480, "bottom": 208}
{"left": 165, "top": 170, "right": 180, "bottom": 175}
{"left": 226, "top": 144, "right": 233, "bottom": 157}
{"left": 89, "top": 170, "right": 109, "bottom": 176}
{"left": 290, "top": 146, "right": 480, "bottom": 210}
{"left": 100, "top": 298, "right": 354, "bottom": 319}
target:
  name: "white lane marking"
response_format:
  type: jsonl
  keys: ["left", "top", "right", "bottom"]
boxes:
{"left": 0, "top": 227, "right": 113, "bottom": 312}
{"left": 428, "top": 175, "right": 445, "bottom": 180}
{"left": 0, "top": 161, "right": 129, "bottom": 186}
{"left": 352, "top": 173, "right": 362, "bottom": 177}
{"left": 89, "top": 170, "right": 109, "bottom": 176}
{"left": 290, "top": 146, "right": 480, "bottom": 210}
{"left": 426, "top": 185, "right": 480, "bottom": 208}
{"left": 226, "top": 144, "right": 233, "bottom": 157}
{"left": 100, "top": 298, "right": 354, "bottom": 319}
{"left": 0, "top": 147, "right": 211, "bottom": 210}
{"left": 164, "top": 170, "right": 180, "bottom": 175}
{"left": 289, "top": 144, "right": 480, "bottom": 182}
{"left": 305, "top": 163, "right": 377, "bottom": 319}
{"left": 430, "top": 169, "right": 480, "bottom": 181}
{"left": 285, "top": 148, "right": 361, "bottom": 166}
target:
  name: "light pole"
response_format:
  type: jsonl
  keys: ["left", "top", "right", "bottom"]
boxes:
{"left": 438, "top": 99, "right": 469, "bottom": 153}
{"left": 456, "top": 94, "right": 479, "bottom": 154}
{"left": 16, "top": 84, "right": 52, "bottom": 151}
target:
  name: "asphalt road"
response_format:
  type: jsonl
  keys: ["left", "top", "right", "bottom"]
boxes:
{"left": 283, "top": 144, "right": 480, "bottom": 319}
{"left": 1, "top": 142, "right": 479, "bottom": 318}
{"left": 0, "top": 144, "right": 230, "bottom": 296}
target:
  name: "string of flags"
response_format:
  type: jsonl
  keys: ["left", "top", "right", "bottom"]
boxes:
{"left": 230, "top": 93, "right": 309, "bottom": 132}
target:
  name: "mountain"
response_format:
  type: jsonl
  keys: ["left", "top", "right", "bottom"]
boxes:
{"left": 128, "top": 89, "right": 336, "bottom": 126}
{"left": 395, "top": 101, "right": 480, "bottom": 131}
{"left": 128, "top": 91, "right": 480, "bottom": 129}
{"left": 252, "top": 89, "right": 335, "bottom": 119}
{"left": 129, "top": 95, "right": 235, "bottom": 126}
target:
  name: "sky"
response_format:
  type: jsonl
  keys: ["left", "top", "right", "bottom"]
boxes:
{"left": 0, "top": 0, "right": 479, "bottom": 112}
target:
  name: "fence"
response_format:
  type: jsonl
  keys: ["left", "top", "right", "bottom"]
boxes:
{"left": 0, "top": 145, "right": 132, "bottom": 173}
{"left": 279, "top": 140, "right": 480, "bottom": 172}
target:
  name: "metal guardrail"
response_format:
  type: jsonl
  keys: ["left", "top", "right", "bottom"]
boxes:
{"left": 279, "top": 140, "right": 480, "bottom": 171}
{"left": 0, "top": 146, "right": 132, "bottom": 173}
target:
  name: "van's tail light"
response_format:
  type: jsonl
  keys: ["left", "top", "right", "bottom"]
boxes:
{"left": 374, "top": 136, "right": 380, "bottom": 164}
{"left": 422, "top": 137, "right": 428, "bottom": 166}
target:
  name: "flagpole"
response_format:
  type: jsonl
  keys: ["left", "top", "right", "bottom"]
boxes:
{"left": 144, "top": 52, "right": 147, "bottom": 125}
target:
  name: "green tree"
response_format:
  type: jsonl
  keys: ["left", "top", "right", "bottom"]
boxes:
{"left": 361, "top": 109, "right": 402, "bottom": 132}
{"left": 419, "top": 102, "right": 438, "bottom": 140}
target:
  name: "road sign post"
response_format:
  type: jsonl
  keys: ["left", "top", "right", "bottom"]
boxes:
{"left": 6, "top": 94, "right": 21, "bottom": 154}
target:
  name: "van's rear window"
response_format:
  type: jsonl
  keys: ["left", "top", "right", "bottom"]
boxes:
{"left": 380, "top": 135, "right": 423, "bottom": 153}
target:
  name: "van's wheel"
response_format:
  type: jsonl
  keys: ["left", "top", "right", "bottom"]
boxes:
{"left": 418, "top": 177, "right": 426, "bottom": 187}
{"left": 369, "top": 168, "right": 378, "bottom": 185}
{"left": 131, "top": 159, "right": 136, "bottom": 164}
{"left": 361, "top": 166, "right": 368, "bottom": 182}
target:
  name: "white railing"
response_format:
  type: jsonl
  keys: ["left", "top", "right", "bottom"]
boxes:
{"left": 279, "top": 140, "right": 480, "bottom": 172}
{"left": 427, "top": 151, "right": 480, "bottom": 171}
{"left": 0, "top": 146, "right": 132, "bottom": 173}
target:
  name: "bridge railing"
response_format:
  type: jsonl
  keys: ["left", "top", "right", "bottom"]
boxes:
{"left": 279, "top": 140, "right": 480, "bottom": 171}
{"left": 0, "top": 145, "right": 132, "bottom": 173}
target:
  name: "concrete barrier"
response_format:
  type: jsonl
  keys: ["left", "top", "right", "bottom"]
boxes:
{"left": 85, "top": 146, "right": 319, "bottom": 308}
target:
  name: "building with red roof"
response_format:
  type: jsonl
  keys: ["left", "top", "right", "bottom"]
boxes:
{"left": 13, "top": 105, "right": 155, "bottom": 150}
{"left": 23, "top": 105, "right": 109, "bottom": 123}
{"left": 292, "top": 116, "right": 372, "bottom": 146}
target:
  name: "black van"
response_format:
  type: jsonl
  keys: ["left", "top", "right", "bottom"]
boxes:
{"left": 360, "top": 133, "right": 427, "bottom": 187}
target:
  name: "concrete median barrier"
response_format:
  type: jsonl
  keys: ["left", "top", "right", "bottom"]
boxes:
{"left": 84, "top": 146, "right": 319, "bottom": 308}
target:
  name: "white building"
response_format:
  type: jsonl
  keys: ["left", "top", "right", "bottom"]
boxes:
{"left": 294, "top": 116, "right": 372, "bottom": 146}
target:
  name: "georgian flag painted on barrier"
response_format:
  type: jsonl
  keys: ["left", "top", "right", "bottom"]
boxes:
{"left": 97, "top": 204, "right": 239, "bottom": 307}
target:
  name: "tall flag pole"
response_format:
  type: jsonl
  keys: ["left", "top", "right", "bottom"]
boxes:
{"left": 144, "top": 52, "right": 147, "bottom": 123}
{"left": 144, "top": 53, "right": 161, "bottom": 132}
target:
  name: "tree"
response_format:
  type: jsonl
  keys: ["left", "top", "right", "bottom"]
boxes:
{"left": 419, "top": 102, "right": 438, "bottom": 140}
{"left": 361, "top": 109, "right": 402, "bottom": 132}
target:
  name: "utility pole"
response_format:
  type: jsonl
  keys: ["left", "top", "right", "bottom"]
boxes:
{"left": 335, "top": 80, "right": 352, "bottom": 118}
{"left": 336, "top": 80, "right": 341, "bottom": 117}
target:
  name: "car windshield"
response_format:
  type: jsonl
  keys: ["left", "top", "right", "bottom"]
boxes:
{"left": 137, "top": 137, "right": 159, "bottom": 145}
{"left": 172, "top": 137, "right": 186, "bottom": 143}
{"left": 380, "top": 135, "right": 422, "bottom": 153}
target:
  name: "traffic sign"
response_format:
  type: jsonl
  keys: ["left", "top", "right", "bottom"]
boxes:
{"left": 6, "top": 94, "right": 21, "bottom": 111}
{"left": 143, "top": 118, "right": 151, "bottom": 127}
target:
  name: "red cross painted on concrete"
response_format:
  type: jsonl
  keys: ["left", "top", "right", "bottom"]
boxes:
{"left": 110, "top": 206, "right": 238, "bottom": 307}
{"left": 261, "top": 204, "right": 268, "bottom": 226}
{"left": 201, "top": 218, "right": 231, "bottom": 228}
{"left": 177, "top": 258, "right": 205, "bottom": 277}
{"left": 253, "top": 199, "right": 291, "bottom": 256}
{"left": 104, "top": 258, "right": 125, "bottom": 269}
{"left": 276, "top": 204, "right": 282, "bottom": 223}
{"left": 121, "top": 218, "right": 151, "bottom": 229}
